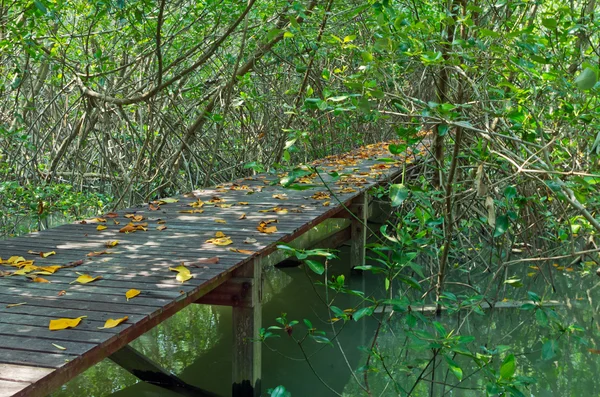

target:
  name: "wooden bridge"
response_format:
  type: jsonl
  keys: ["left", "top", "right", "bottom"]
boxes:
{"left": 0, "top": 141, "right": 423, "bottom": 397}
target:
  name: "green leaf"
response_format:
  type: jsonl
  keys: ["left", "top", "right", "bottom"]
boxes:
{"left": 504, "top": 278, "right": 523, "bottom": 288}
{"left": 575, "top": 68, "right": 597, "bottom": 90}
{"left": 520, "top": 303, "right": 536, "bottom": 311}
{"left": 493, "top": 215, "right": 509, "bottom": 237}
{"left": 304, "top": 259, "right": 324, "bottom": 275}
{"left": 541, "top": 18, "right": 557, "bottom": 29}
{"left": 267, "top": 28, "right": 283, "bottom": 41}
{"left": 353, "top": 306, "right": 374, "bottom": 321}
{"left": 270, "top": 385, "right": 291, "bottom": 397}
{"left": 34, "top": 0, "right": 47, "bottom": 14}
{"left": 437, "top": 124, "right": 449, "bottom": 136}
{"left": 536, "top": 309, "right": 549, "bottom": 327}
{"left": 527, "top": 291, "right": 541, "bottom": 302}
{"left": 388, "top": 143, "right": 407, "bottom": 155}
{"left": 445, "top": 355, "right": 463, "bottom": 381}
{"left": 390, "top": 184, "right": 409, "bottom": 207}
{"left": 500, "top": 354, "right": 516, "bottom": 379}
{"left": 504, "top": 186, "right": 517, "bottom": 199}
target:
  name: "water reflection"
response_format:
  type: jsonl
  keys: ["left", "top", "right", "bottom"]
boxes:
{"left": 50, "top": 245, "right": 600, "bottom": 397}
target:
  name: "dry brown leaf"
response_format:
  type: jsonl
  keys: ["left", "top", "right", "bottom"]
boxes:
{"left": 105, "top": 212, "right": 119, "bottom": 218}
{"left": 273, "top": 194, "right": 288, "bottom": 200}
{"left": 156, "top": 225, "right": 167, "bottom": 231}
{"left": 87, "top": 251, "right": 109, "bottom": 257}
{"left": 238, "top": 213, "right": 247, "bottom": 220}
{"left": 119, "top": 224, "right": 137, "bottom": 233}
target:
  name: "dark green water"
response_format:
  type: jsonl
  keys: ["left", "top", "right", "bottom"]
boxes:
{"left": 48, "top": 244, "right": 600, "bottom": 397}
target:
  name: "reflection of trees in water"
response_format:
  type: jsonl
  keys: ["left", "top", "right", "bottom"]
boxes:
{"left": 341, "top": 268, "right": 600, "bottom": 397}
{"left": 50, "top": 250, "right": 600, "bottom": 397}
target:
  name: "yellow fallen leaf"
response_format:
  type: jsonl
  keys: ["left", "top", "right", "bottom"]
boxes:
{"left": 6, "top": 302, "right": 27, "bottom": 308}
{"left": 215, "top": 219, "right": 227, "bottom": 224}
{"left": 239, "top": 213, "right": 247, "bottom": 220}
{"left": 13, "top": 267, "right": 35, "bottom": 276}
{"left": 126, "top": 289, "right": 141, "bottom": 301}
{"left": 238, "top": 202, "right": 249, "bottom": 205}
{"left": 273, "top": 194, "right": 288, "bottom": 200}
{"left": 49, "top": 316, "right": 86, "bottom": 331}
{"left": 229, "top": 248, "right": 256, "bottom": 255}
{"left": 4, "top": 256, "right": 26, "bottom": 264}
{"left": 97, "top": 225, "right": 107, "bottom": 231}
{"left": 98, "top": 316, "right": 129, "bottom": 329}
{"left": 179, "top": 209, "right": 204, "bottom": 214}
{"left": 257, "top": 220, "right": 278, "bottom": 234}
{"left": 158, "top": 198, "right": 179, "bottom": 204}
{"left": 215, "top": 231, "right": 227, "bottom": 238}
{"left": 323, "top": 201, "right": 331, "bottom": 207}
{"left": 188, "top": 199, "right": 204, "bottom": 208}
{"left": 205, "top": 237, "right": 233, "bottom": 246}
{"left": 169, "top": 265, "right": 193, "bottom": 283}
{"left": 71, "top": 273, "right": 102, "bottom": 284}
{"left": 13, "top": 260, "right": 35, "bottom": 268}
{"left": 35, "top": 265, "right": 61, "bottom": 274}
{"left": 105, "top": 240, "right": 119, "bottom": 248}
{"left": 156, "top": 225, "right": 167, "bottom": 231}
{"left": 32, "top": 276, "right": 50, "bottom": 283}
{"left": 52, "top": 343, "right": 67, "bottom": 350}
{"left": 28, "top": 250, "right": 56, "bottom": 258}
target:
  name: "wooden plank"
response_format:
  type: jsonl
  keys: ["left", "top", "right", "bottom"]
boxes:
{"left": 0, "top": 323, "right": 111, "bottom": 344}
{"left": 0, "top": 280, "right": 182, "bottom": 301}
{"left": 0, "top": 335, "right": 96, "bottom": 356}
{"left": 0, "top": 364, "right": 53, "bottom": 384}
{"left": 0, "top": 380, "right": 28, "bottom": 397}
{"left": 0, "top": 295, "right": 148, "bottom": 324}
{"left": 0, "top": 348, "right": 70, "bottom": 368}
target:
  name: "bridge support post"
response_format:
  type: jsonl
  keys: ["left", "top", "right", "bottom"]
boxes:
{"left": 231, "top": 257, "right": 262, "bottom": 397}
{"left": 350, "top": 193, "right": 368, "bottom": 269}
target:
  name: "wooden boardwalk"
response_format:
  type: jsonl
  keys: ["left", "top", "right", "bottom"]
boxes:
{"left": 0, "top": 141, "right": 423, "bottom": 397}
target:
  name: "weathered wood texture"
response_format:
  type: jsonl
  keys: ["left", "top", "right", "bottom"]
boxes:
{"left": 0, "top": 141, "right": 424, "bottom": 397}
